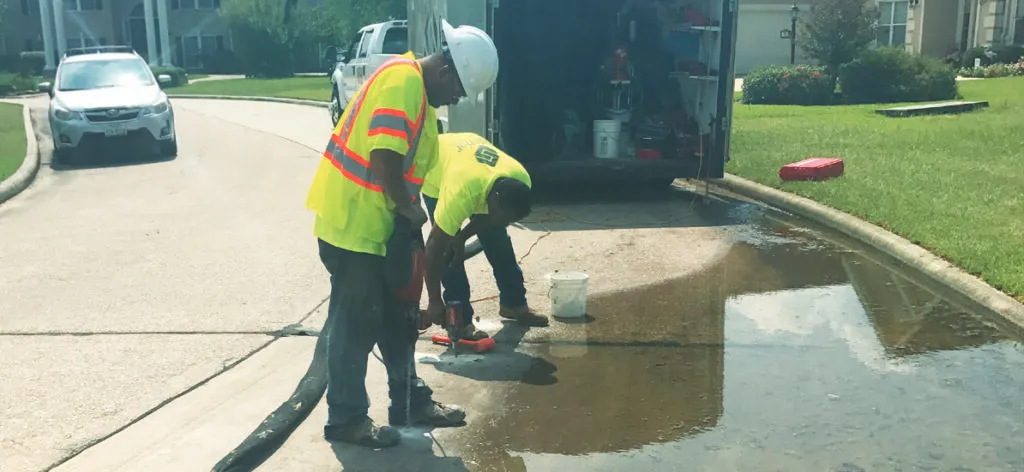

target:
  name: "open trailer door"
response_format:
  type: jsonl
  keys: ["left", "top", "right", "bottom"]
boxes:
{"left": 710, "top": 0, "right": 740, "bottom": 177}
{"left": 408, "top": 0, "right": 495, "bottom": 139}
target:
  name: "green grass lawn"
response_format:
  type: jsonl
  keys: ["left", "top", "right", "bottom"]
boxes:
{"left": 0, "top": 102, "right": 27, "bottom": 182}
{"left": 728, "top": 77, "right": 1024, "bottom": 302}
{"left": 171, "top": 76, "right": 329, "bottom": 101}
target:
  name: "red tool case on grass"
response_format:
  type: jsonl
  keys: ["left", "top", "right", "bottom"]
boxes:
{"left": 779, "top": 158, "right": 845, "bottom": 181}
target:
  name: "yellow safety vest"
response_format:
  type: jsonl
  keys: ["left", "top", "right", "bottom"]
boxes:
{"left": 305, "top": 53, "right": 437, "bottom": 256}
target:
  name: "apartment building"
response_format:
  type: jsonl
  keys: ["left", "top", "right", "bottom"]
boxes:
{"left": 1, "top": 0, "right": 232, "bottom": 70}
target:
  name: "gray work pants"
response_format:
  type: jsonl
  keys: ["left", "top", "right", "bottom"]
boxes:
{"left": 317, "top": 239, "right": 434, "bottom": 429}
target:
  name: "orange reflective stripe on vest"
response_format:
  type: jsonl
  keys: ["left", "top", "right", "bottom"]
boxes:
{"left": 323, "top": 57, "right": 427, "bottom": 202}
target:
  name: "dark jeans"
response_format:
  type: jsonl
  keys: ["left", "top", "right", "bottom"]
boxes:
{"left": 317, "top": 239, "right": 433, "bottom": 429}
{"left": 423, "top": 195, "right": 528, "bottom": 326}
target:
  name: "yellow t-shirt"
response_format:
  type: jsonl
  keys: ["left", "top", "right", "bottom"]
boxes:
{"left": 422, "top": 133, "right": 532, "bottom": 236}
{"left": 306, "top": 52, "right": 439, "bottom": 256}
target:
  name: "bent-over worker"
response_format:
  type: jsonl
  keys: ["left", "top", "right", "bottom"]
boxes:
{"left": 422, "top": 132, "right": 539, "bottom": 339}
{"left": 304, "top": 21, "right": 499, "bottom": 449}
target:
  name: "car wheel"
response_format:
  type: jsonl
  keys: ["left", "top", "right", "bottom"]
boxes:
{"left": 330, "top": 89, "right": 342, "bottom": 126}
{"left": 160, "top": 138, "right": 178, "bottom": 158}
{"left": 52, "top": 145, "right": 73, "bottom": 166}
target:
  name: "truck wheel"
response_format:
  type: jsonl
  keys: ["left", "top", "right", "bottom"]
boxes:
{"left": 330, "top": 89, "right": 342, "bottom": 126}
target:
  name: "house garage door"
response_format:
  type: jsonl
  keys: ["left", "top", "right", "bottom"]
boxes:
{"left": 735, "top": 4, "right": 811, "bottom": 75}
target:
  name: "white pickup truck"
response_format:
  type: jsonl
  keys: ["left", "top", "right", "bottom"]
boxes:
{"left": 328, "top": 20, "right": 409, "bottom": 126}
{"left": 328, "top": 19, "right": 448, "bottom": 132}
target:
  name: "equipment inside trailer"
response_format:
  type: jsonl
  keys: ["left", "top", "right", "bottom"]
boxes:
{"left": 493, "top": 0, "right": 726, "bottom": 174}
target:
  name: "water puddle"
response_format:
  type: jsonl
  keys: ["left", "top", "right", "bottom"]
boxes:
{"left": 432, "top": 211, "right": 1024, "bottom": 472}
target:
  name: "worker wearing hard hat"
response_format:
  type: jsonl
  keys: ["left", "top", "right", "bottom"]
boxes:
{"left": 305, "top": 20, "right": 499, "bottom": 449}
{"left": 421, "top": 132, "right": 538, "bottom": 339}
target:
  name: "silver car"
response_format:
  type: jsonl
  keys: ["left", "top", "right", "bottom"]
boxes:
{"left": 42, "top": 48, "right": 177, "bottom": 164}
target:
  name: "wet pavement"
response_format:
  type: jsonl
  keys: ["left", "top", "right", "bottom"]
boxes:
{"left": 449, "top": 211, "right": 1022, "bottom": 471}
{"left": 261, "top": 192, "right": 1024, "bottom": 472}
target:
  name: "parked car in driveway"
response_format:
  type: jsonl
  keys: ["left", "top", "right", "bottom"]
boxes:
{"left": 40, "top": 46, "right": 178, "bottom": 164}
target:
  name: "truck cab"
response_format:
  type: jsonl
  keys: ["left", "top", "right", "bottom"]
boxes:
{"left": 329, "top": 20, "right": 410, "bottom": 125}
{"left": 408, "top": 0, "right": 739, "bottom": 185}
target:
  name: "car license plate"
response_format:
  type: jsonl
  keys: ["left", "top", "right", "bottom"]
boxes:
{"left": 104, "top": 125, "right": 127, "bottom": 137}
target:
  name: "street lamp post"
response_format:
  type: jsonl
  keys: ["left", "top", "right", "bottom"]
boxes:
{"left": 790, "top": 2, "right": 800, "bottom": 64}
{"left": 790, "top": 2, "right": 798, "bottom": 64}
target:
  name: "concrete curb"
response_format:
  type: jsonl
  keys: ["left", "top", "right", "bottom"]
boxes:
{"left": 711, "top": 174, "right": 1024, "bottom": 329}
{"left": 0, "top": 104, "right": 40, "bottom": 204}
{"left": 168, "top": 94, "right": 329, "bottom": 109}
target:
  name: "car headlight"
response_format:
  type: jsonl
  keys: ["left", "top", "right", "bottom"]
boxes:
{"left": 53, "top": 105, "right": 82, "bottom": 121}
{"left": 145, "top": 98, "right": 170, "bottom": 115}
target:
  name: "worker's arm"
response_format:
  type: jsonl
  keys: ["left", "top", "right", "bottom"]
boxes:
{"left": 453, "top": 216, "right": 491, "bottom": 244}
{"left": 425, "top": 187, "right": 475, "bottom": 315}
{"left": 364, "top": 66, "right": 428, "bottom": 225}
{"left": 424, "top": 223, "right": 456, "bottom": 315}
{"left": 369, "top": 149, "right": 425, "bottom": 225}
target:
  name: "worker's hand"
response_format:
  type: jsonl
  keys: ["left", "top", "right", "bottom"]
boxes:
{"left": 399, "top": 205, "right": 428, "bottom": 228}
{"left": 447, "top": 238, "right": 466, "bottom": 266}
{"left": 426, "top": 300, "right": 446, "bottom": 326}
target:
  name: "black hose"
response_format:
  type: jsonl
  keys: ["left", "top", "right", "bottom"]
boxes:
{"left": 210, "top": 326, "right": 330, "bottom": 472}
{"left": 462, "top": 237, "right": 484, "bottom": 261}
{"left": 210, "top": 238, "right": 482, "bottom": 471}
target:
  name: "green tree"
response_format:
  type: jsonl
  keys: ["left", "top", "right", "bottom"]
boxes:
{"left": 798, "top": 0, "right": 878, "bottom": 76}
{"left": 0, "top": 0, "right": 8, "bottom": 33}
{"left": 315, "top": 0, "right": 405, "bottom": 45}
{"left": 220, "top": 0, "right": 323, "bottom": 77}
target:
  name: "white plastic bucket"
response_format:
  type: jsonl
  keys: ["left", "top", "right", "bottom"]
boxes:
{"left": 593, "top": 120, "right": 621, "bottom": 159}
{"left": 549, "top": 271, "right": 590, "bottom": 319}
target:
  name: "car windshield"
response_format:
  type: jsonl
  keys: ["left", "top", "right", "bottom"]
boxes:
{"left": 57, "top": 58, "right": 155, "bottom": 91}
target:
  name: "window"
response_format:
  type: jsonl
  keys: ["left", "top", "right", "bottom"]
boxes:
{"left": 381, "top": 27, "right": 408, "bottom": 55}
{"left": 356, "top": 31, "right": 372, "bottom": 59}
{"left": 63, "top": 0, "right": 103, "bottom": 11}
{"left": 178, "top": 34, "right": 225, "bottom": 69}
{"left": 21, "top": 0, "right": 41, "bottom": 15}
{"left": 1014, "top": 0, "right": 1023, "bottom": 45}
{"left": 66, "top": 35, "right": 106, "bottom": 50}
{"left": 171, "top": 0, "right": 218, "bottom": 9}
{"left": 876, "top": 0, "right": 908, "bottom": 47}
{"left": 57, "top": 58, "right": 155, "bottom": 91}
{"left": 342, "top": 32, "right": 362, "bottom": 61}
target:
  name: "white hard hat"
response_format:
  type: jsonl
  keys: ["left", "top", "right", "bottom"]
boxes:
{"left": 441, "top": 19, "right": 498, "bottom": 104}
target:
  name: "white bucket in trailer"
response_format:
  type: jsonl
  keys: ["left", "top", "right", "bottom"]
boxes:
{"left": 592, "top": 120, "right": 621, "bottom": 159}
{"left": 548, "top": 271, "right": 590, "bottom": 319}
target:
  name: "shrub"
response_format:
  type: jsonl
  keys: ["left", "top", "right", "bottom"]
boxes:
{"left": 839, "top": 47, "right": 957, "bottom": 104}
{"left": 961, "top": 45, "right": 1024, "bottom": 69}
{"left": 18, "top": 51, "right": 46, "bottom": 76}
{"left": 0, "top": 72, "right": 43, "bottom": 96}
{"left": 150, "top": 66, "right": 188, "bottom": 88}
{"left": 741, "top": 65, "right": 835, "bottom": 105}
{"left": 0, "top": 54, "right": 21, "bottom": 73}
{"left": 958, "top": 60, "right": 1024, "bottom": 78}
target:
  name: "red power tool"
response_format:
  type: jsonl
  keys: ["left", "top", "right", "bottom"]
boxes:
{"left": 430, "top": 301, "right": 495, "bottom": 353}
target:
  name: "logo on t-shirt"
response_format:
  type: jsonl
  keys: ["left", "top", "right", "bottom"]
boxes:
{"left": 474, "top": 145, "right": 500, "bottom": 167}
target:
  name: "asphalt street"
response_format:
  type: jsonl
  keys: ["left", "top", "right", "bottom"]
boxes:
{"left": 0, "top": 96, "right": 335, "bottom": 471}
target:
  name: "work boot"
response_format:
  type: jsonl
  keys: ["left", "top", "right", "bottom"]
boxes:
{"left": 392, "top": 401, "right": 467, "bottom": 427}
{"left": 499, "top": 305, "right": 550, "bottom": 327}
{"left": 458, "top": 323, "right": 491, "bottom": 341}
{"left": 323, "top": 418, "right": 401, "bottom": 448}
